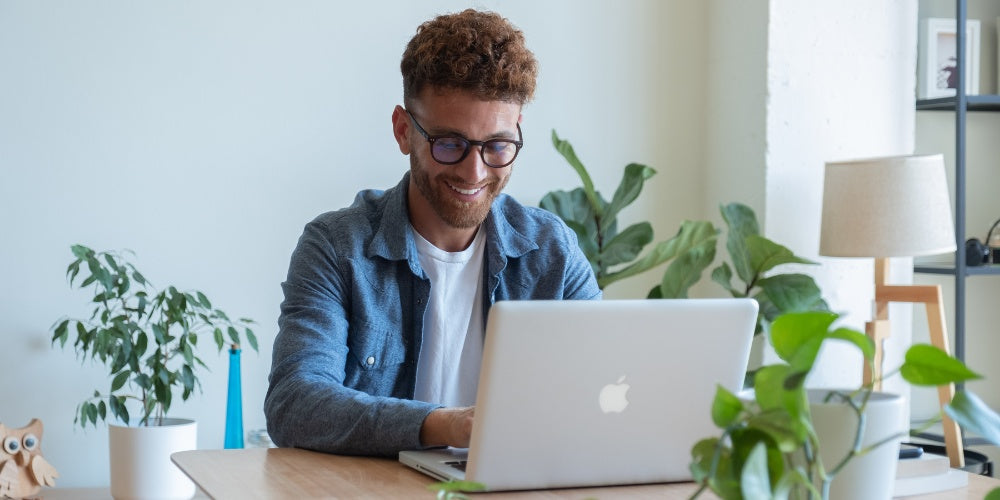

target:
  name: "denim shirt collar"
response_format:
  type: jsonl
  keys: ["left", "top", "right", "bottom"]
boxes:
{"left": 366, "top": 172, "right": 538, "bottom": 276}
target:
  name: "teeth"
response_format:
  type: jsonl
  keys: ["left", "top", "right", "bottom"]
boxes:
{"left": 448, "top": 183, "right": 483, "bottom": 195}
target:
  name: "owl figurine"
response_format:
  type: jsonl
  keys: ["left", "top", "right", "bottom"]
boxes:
{"left": 0, "top": 419, "right": 58, "bottom": 499}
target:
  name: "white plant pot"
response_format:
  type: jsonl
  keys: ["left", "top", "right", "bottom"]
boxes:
{"left": 109, "top": 418, "right": 197, "bottom": 500}
{"left": 808, "top": 389, "right": 905, "bottom": 500}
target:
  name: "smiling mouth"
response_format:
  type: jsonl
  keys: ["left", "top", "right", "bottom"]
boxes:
{"left": 447, "top": 182, "right": 485, "bottom": 196}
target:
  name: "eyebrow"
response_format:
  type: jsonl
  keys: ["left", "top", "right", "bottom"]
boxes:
{"left": 424, "top": 123, "right": 518, "bottom": 141}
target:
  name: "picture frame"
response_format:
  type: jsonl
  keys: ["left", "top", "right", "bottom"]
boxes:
{"left": 918, "top": 18, "right": 980, "bottom": 99}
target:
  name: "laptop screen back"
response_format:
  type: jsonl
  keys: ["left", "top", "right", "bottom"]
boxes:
{"left": 464, "top": 298, "right": 757, "bottom": 491}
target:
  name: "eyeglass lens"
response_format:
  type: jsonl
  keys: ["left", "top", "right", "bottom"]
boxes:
{"left": 432, "top": 137, "right": 519, "bottom": 167}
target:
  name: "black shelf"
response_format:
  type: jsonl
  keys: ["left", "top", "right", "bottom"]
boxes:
{"left": 917, "top": 94, "right": 1000, "bottom": 111}
{"left": 915, "top": 264, "right": 1000, "bottom": 276}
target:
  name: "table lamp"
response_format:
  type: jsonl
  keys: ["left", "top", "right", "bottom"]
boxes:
{"left": 819, "top": 153, "right": 964, "bottom": 466}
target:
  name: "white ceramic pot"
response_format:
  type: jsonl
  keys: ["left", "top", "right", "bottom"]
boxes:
{"left": 109, "top": 418, "right": 197, "bottom": 500}
{"left": 808, "top": 389, "right": 905, "bottom": 500}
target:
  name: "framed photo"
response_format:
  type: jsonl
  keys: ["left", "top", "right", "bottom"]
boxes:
{"left": 918, "top": 18, "right": 980, "bottom": 99}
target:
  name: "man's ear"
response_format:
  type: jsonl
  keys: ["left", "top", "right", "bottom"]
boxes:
{"left": 392, "top": 105, "right": 411, "bottom": 155}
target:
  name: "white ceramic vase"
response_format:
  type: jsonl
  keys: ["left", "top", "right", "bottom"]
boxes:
{"left": 109, "top": 418, "right": 197, "bottom": 500}
{"left": 808, "top": 389, "right": 905, "bottom": 500}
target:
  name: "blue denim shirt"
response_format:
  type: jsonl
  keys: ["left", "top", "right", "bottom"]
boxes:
{"left": 265, "top": 173, "right": 601, "bottom": 456}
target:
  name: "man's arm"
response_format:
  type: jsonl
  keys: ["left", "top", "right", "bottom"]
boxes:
{"left": 265, "top": 221, "right": 438, "bottom": 456}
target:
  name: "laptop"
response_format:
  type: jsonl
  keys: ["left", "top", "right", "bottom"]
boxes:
{"left": 399, "top": 298, "right": 758, "bottom": 491}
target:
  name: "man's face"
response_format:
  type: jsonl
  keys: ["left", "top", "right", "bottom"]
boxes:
{"left": 401, "top": 89, "right": 521, "bottom": 231}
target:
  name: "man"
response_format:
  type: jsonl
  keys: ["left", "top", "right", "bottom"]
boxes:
{"left": 265, "top": 9, "right": 600, "bottom": 457}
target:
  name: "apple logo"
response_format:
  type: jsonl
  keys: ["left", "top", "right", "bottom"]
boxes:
{"left": 599, "top": 375, "right": 630, "bottom": 413}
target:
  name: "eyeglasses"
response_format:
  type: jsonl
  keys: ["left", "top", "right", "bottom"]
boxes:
{"left": 405, "top": 109, "right": 523, "bottom": 168}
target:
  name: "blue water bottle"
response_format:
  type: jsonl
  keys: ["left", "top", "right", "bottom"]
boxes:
{"left": 224, "top": 343, "right": 244, "bottom": 448}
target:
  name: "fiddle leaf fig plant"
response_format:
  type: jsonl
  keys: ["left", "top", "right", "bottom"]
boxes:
{"left": 654, "top": 203, "right": 830, "bottom": 338}
{"left": 690, "top": 311, "right": 1000, "bottom": 500}
{"left": 540, "top": 131, "right": 828, "bottom": 342}
{"left": 52, "top": 244, "right": 258, "bottom": 427}
{"left": 541, "top": 130, "right": 717, "bottom": 291}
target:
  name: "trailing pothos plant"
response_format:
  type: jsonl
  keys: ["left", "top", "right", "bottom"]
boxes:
{"left": 540, "top": 131, "right": 828, "bottom": 341}
{"left": 690, "top": 310, "right": 1000, "bottom": 500}
{"left": 52, "top": 244, "right": 258, "bottom": 427}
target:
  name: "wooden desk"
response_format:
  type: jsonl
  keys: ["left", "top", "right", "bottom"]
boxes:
{"left": 172, "top": 447, "right": 1000, "bottom": 499}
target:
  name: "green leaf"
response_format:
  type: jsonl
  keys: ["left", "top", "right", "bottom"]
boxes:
{"left": 689, "top": 438, "right": 718, "bottom": 484}
{"left": 151, "top": 323, "right": 167, "bottom": 344}
{"left": 87, "top": 402, "right": 98, "bottom": 425}
{"left": 721, "top": 203, "right": 760, "bottom": 285}
{"left": 111, "top": 371, "right": 130, "bottom": 392}
{"left": 658, "top": 236, "right": 717, "bottom": 298}
{"left": 551, "top": 130, "right": 602, "bottom": 218}
{"left": 746, "top": 235, "right": 816, "bottom": 278}
{"left": 739, "top": 443, "right": 772, "bottom": 500}
{"left": 769, "top": 311, "right": 838, "bottom": 372}
{"left": 945, "top": 390, "right": 1000, "bottom": 446}
{"left": 757, "top": 273, "right": 826, "bottom": 314}
{"left": 900, "top": 344, "right": 982, "bottom": 386}
{"left": 602, "top": 163, "right": 656, "bottom": 233}
{"left": 246, "top": 329, "right": 259, "bottom": 352}
{"left": 746, "top": 409, "right": 804, "bottom": 453}
{"left": 689, "top": 437, "right": 740, "bottom": 499}
{"left": 599, "top": 222, "right": 653, "bottom": 268}
{"left": 985, "top": 487, "right": 1000, "bottom": 500}
{"left": 602, "top": 220, "right": 717, "bottom": 290}
{"left": 828, "top": 327, "right": 875, "bottom": 360}
{"left": 540, "top": 189, "right": 598, "bottom": 241}
{"left": 181, "top": 340, "right": 194, "bottom": 365}
{"left": 711, "top": 385, "right": 744, "bottom": 428}
{"left": 71, "top": 244, "right": 92, "bottom": 259}
{"left": 213, "top": 328, "right": 225, "bottom": 351}
{"left": 753, "top": 365, "right": 792, "bottom": 411}
{"left": 196, "top": 291, "right": 212, "bottom": 309}
{"left": 181, "top": 364, "right": 196, "bottom": 393}
{"left": 227, "top": 326, "right": 240, "bottom": 345}
{"left": 52, "top": 319, "right": 69, "bottom": 345}
{"left": 426, "top": 480, "right": 486, "bottom": 493}
{"left": 710, "top": 263, "right": 738, "bottom": 296}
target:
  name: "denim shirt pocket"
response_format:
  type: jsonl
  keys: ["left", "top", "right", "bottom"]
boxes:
{"left": 345, "top": 320, "right": 407, "bottom": 394}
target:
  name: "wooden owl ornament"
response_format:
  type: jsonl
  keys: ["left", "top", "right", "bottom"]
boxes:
{"left": 0, "top": 419, "right": 58, "bottom": 499}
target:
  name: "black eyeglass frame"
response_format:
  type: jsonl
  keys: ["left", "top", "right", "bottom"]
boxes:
{"left": 404, "top": 109, "right": 523, "bottom": 168}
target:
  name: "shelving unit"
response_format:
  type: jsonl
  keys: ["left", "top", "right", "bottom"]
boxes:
{"left": 913, "top": 0, "right": 1000, "bottom": 366}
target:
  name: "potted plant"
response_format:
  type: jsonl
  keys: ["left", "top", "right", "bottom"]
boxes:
{"left": 51, "top": 244, "right": 258, "bottom": 500}
{"left": 541, "top": 131, "right": 829, "bottom": 382}
{"left": 689, "top": 310, "right": 1000, "bottom": 499}
{"left": 541, "top": 130, "right": 718, "bottom": 291}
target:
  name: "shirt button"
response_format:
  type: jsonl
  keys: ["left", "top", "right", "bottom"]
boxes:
{"left": 366, "top": 356, "right": 375, "bottom": 366}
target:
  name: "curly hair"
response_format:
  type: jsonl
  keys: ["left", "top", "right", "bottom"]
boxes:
{"left": 401, "top": 9, "right": 537, "bottom": 105}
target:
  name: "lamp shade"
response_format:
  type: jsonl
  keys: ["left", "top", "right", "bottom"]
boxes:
{"left": 819, "top": 154, "right": 956, "bottom": 258}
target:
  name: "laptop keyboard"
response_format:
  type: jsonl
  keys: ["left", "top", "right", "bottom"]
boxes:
{"left": 445, "top": 460, "right": 468, "bottom": 472}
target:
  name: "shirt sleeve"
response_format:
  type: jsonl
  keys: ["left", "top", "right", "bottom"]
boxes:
{"left": 264, "top": 220, "right": 439, "bottom": 456}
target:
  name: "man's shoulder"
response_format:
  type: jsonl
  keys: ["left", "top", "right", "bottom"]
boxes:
{"left": 490, "top": 194, "right": 574, "bottom": 246}
{"left": 303, "top": 183, "right": 403, "bottom": 248}
{"left": 492, "top": 194, "right": 565, "bottom": 228}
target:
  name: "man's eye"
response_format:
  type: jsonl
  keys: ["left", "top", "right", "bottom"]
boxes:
{"left": 485, "top": 142, "right": 512, "bottom": 154}
{"left": 436, "top": 139, "right": 465, "bottom": 151}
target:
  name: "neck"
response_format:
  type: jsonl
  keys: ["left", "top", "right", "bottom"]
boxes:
{"left": 412, "top": 223, "right": 479, "bottom": 252}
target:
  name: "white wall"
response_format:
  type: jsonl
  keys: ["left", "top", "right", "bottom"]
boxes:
{"left": 762, "top": 1, "right": 918, "bottom": 397}
{"left": 0, "top": 0, "right": 708, "bottom": 487}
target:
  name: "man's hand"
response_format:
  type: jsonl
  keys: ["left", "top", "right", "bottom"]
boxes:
{"left": 420, "top": 406, "right": 475, "bottom": 448}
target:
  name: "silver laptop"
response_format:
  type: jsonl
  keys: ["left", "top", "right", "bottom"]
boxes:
{"left": 399, "top": 298, "right": 757, "bottom": 491}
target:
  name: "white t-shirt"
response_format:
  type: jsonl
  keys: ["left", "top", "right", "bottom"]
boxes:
{"left": 412, "top": 227, "right": 486, "bottom": 407}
